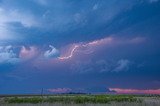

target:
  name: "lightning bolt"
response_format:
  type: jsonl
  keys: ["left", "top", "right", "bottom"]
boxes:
{"left": 58, "top": 45, "right": 79, "bottom": 60}
{"left": 58, "top": 37, "right": 113, "bottom": 60}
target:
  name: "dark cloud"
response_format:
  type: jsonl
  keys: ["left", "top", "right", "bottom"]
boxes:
{"left": 70, "top": 59, "right": 131, "bottom": 74}
{"left": 0, "top": 0, "right": 160, "bottom": 94}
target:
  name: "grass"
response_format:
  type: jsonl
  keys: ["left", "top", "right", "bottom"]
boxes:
{"left": 3, "top": 95, "right": 140, "bottom": 104}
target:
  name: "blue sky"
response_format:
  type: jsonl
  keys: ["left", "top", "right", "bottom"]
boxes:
{"left": 0, "top": 0, "right": 160, "bottom": 94}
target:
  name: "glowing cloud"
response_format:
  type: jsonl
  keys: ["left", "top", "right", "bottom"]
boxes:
{"left": 19, "top": 46, "right": 37, "bottom": 60}
{"left": 58, "top": 37, "right": 113, "bottom": 60}
{"left": 58, "top": 45, "right": 79, "bottom": 60}
{"left": 109, "top": 88, "right": 160, "bottom": 94}
{"left": 58, "top": 36, "right": 147, "bottom": 61}
{"left": 47, "top": 88, "right": 72, "bottom": 93}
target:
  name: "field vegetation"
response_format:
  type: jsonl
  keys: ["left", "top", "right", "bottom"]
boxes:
{"left": 0, "top": 95, "right": 160, "bottom": 106}
{"left": 3, "top": 95, "right": 139, "bottom": 104}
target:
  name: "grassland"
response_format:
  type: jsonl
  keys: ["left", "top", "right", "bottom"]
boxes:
{"left": 0, "top": 95, "right": 160, "bottom": 106}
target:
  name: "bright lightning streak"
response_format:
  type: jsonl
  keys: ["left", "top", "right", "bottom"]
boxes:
{"left": 58, "top": 45, "right": 79, "bottom": 60}
{"left": 58, "top": 37, "right": 113, "bottom": 60}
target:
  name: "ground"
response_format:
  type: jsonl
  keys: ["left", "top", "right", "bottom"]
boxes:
{"left": 0, "top": 95, "right": 160, "bottom": 106}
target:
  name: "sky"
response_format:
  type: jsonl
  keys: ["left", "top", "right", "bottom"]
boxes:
{"left": 0, "top": 0, "right": 160, "bottom": 94}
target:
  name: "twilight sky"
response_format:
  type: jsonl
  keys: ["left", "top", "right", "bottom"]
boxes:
{"left": 0, "top": 0, "right": 160, "bottom": 94}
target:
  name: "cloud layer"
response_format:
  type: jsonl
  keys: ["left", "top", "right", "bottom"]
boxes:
{"left": 44, "top": 45, "right": 60, "bottom": 59}
{"left": 0, "top": 0, "right": 160, "bottom": 94}
{"left": 109, "top": 88, "right": 160, "bottom": 94}
{"left": 0, "top": 45, "right": 19, "bottom": 64}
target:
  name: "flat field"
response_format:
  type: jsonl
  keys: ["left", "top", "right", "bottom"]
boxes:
{"left": 0, "top": 95, "right": 159, "bottom": 106}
